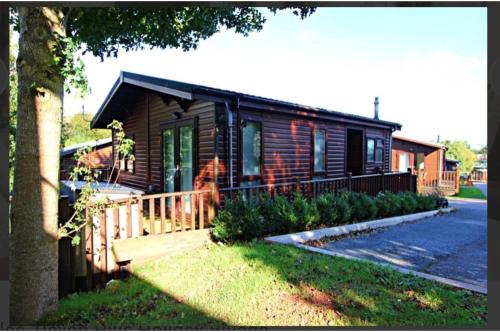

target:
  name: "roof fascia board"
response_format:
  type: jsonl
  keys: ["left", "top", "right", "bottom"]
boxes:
{"left": 238, "top": 100, "right": 399, "bottom": 130}
{"left": 393, "top": 136, "right": 443, "bottom": 149}
{"left": 123, "top": 77, "right": 193, "bottom": 100}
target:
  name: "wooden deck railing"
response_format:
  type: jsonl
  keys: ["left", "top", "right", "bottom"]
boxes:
{"left": 416, "top": 169, "right": 460, "bottom": 195}
{"left": 218, "top": 171, "right": 415, "bottom": 206}
{"left": 83, "top": 188, "right": 213, "bottom": 288}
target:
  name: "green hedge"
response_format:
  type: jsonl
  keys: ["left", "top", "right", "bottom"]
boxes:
{"left": 211, "top": 191, "right": 443, "bottom": 244}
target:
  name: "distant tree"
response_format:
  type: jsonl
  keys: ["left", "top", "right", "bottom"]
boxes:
{"left": 61, "top": 112, "right": 110, "bottom": 147}
{"left": 442, "top": 140, "right": 477, "bottom": 173}
{"left": 9, "top": 6, "right": 315, "bottom": 325}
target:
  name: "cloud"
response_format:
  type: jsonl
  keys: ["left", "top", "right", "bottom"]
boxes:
{"left": 64, "top": 36, "right": 486, "bottom": 147}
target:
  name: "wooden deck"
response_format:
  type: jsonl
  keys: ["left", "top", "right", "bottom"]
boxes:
{"left": 112, "top": 229, "right": 211, "bottom": 265}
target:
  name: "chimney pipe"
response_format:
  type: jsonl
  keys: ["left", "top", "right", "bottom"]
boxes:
{"left": 374, "top": 97, "right": 379, "bottom": 120}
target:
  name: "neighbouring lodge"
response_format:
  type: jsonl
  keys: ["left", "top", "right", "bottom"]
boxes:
{"left": 391, "top": 135, "right": 446, "bottom": 181}
{"left": 60, "top": 138, "right": 113, "bottom": 181}
{"left": 91, "top": 72, "right": 402, "bottom": 194}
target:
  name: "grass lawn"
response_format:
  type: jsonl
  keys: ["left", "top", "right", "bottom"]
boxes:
{"left": 39, "top": 242, "right": 486, "bottom": 328}
{"left": 456, "top": 186, "right": 486, "bottom": 200}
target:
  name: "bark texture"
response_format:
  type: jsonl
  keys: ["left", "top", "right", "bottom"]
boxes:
{"left": 10, "top": 7, "right": 65, "bottom": 325}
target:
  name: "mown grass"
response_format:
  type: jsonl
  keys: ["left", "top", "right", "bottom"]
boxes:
{"left": 456, "top": 186, "right": 486, "bottom": 200}
{"left": 39, "top": 242, "right": 487, "bottom": 328}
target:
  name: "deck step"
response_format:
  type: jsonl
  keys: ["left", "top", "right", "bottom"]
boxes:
{"left": 112, "top": 229, "right": 211, "bottom": 265}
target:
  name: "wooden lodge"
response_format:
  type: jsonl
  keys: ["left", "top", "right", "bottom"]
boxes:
{"left": 91, "top": 71, "right": 403, "bottom": 194}
{"left": 391, "top": 135, "right": 459, "bottom": 195}
{"left": 60, "top": 137, "right": 113, "bottom": 181}
{"left": 59, "top": 72, "right": 425, "bottom": 295}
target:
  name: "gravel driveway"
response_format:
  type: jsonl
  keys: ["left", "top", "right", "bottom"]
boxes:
{"left": 323, "top": 199, "right": 487, "bottom": 287}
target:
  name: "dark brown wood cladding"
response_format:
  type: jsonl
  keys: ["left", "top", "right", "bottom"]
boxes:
{"left": 365, "top": 127, "right": 391, "bottom": 174}
{"left": 111, "top": 88, "right": 394, "bottom": 192}
{"left": 113, "top": 92, "right": 215, "bottom": 192}
{"left": 215, "top": 107, "right": 392, "bottom": 188}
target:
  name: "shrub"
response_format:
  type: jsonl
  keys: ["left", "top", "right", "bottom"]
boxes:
{"left": 343, "top": 192, "right": 377, "bottom": 222}
{"left": 399, "top": 192, "right": 418, "bottom": 215}
{"left": 212, "top": 188, "right": 438, "bottom": 244}
{"left": 315, "top": 193, "right": 338, "bottom": 227}
{"left": 415, "top": 194, "right": 438, "bottom": 212}
{"left": 291, "top": 193, "right": 320, "bottom": 231}
{"left": 334, "top": 195, "right": 352, "bottom": 224}
{"left": 375, "top": 191, "right": 402, "bottom": 218}
{"left": 210, "top": 194, "right": 264, "bottom": 243}
{"left": 256, "top": 193, "right": 290, "bottom": 236}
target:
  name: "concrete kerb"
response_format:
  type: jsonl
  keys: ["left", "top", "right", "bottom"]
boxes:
{"left": 265, "top": 208, "right": 454, "bottom": 245}
{"left": 264, "top": 208, "right": 488, "bottom": 294}
{"left": 446, "top": 196, "right": 487, "bottom": 203}
{"left": 293, "top": 243, "right": 487, "bottom": 294}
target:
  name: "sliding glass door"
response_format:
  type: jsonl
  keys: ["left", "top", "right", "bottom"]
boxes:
{"left": 162, "top": 122, "right": 194, "bottom": 193}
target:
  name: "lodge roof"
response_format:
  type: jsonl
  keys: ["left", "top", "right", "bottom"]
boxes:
{"left": 392, "top": 135, "right": 444, "bottom": 150}
{"left": 91, "top": 71, "right": 403, "bottom": 130}
{"left": 61, "top": 137, "right": 112, "bottom": 157}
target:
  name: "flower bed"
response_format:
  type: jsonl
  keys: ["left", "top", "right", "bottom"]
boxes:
{"left": 211, "top": 191, "right": 443, "bottom": 244}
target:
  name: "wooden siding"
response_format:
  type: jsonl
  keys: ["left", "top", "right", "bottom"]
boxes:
{"left": 365, "top": 127, "right": 391, "bottom": 174}
{"left": 113, "top": 92, "right": 215, "bottom": 192}
{"left": 216, "top": 107, "right": 392, "bottom": 188}
{"left": 60, "top": 144, "right": 113, "bottom": 180}
{"left": 391, "top": 137, "right": 444, "bottom": 183}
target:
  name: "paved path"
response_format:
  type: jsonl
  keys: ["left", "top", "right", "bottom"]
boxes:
{"left": 323, "top": 199, "right": 487, "bottom": 287}
{"left": 474, "top": 182, "right": 487, "bottom": 198}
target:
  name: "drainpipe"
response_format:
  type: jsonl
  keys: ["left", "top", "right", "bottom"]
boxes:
{"left": 389, "top": 129, "right": 393, "bottom": 172}
{"left": 225, "top": 102, "right": 234, "bottom": 188}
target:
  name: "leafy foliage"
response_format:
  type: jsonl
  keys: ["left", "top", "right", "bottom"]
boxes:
{"left": 375, "top": 191, "right": 402, "bottom": 218}
{"left": 61, "top": 113, "right": 111, "bottom": 147}
{"left": 291, "top": 193, "right": 320, "bottom": 231}
{"left": 211, "top": 194, "right": 264, "bottom": 244}
{"left": 415, "top": 194, "right": 439, "bottom": 212}
{"left": 66, "top": 7, "right": 315, "bottom": 58}
{"left": 399, "top": 191, "right": 418, "bottom": 215}
{"left": 10, "top": 7, "right": 315, "bottom": 95}
{"left": 315, "top": 193, "right": 352, "bottom": 227}
{"left": 211, "top": 190, "right": 443, "bottom": 244}
{"left": 255, "top": 193, "right": 291, "bottom": 235}
{"left": 58, "top": 120, "right": 134, "bottom": 245}
{"left": 343, "top": 192, "right": 378, "bottom": 222}
{"left": 442, "top": 140, "right": 477, "bottom": 174}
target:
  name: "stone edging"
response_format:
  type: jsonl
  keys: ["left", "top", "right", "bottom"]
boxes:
{"left": 265, "top": 208, "right": 453, "bottom": 245}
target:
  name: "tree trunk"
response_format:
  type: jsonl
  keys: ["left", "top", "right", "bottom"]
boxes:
{"left": 10, "top": 7, "right": 65, "bottom": 325}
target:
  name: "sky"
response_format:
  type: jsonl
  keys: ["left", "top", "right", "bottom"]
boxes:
{"left": 63, "top": 7, "right": 487, "bottom": 148}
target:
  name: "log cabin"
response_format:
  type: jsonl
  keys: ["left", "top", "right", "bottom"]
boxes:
{"left": 60, "top": 137, "right": 113, "bottom": 181}
{"left": 91, "top": 71, "right": 402, "bottom": 194}
{"left": 391, "top": 135, "right": 446, "bottom": 181}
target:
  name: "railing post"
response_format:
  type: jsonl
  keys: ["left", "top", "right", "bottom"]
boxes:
{"left": 407, "top": 168, "right": 412, "bottom": 193}
{"left": 209, "top": 182, "right": 219, "bottom": 223}
{"left": 381, "top": 170, "right": 385, "bottom": 193}
{"left": 455, "top": 167, "right": 461, "bottom": 194}
{"left": 347, "top": 172, "right": 352, "bottom": 192}
{"left": 84, "top": 207, "right": 93, "bottom": 290}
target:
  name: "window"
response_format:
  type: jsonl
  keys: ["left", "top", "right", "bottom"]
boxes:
{"left": 313, "top": 130, "right": 326, "bottom": 174}
{"left": 241, "top": 121, "right": 261, "bottom": 185}
{"left": 367, "top": 138, "right": 384, "bottom": 163}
